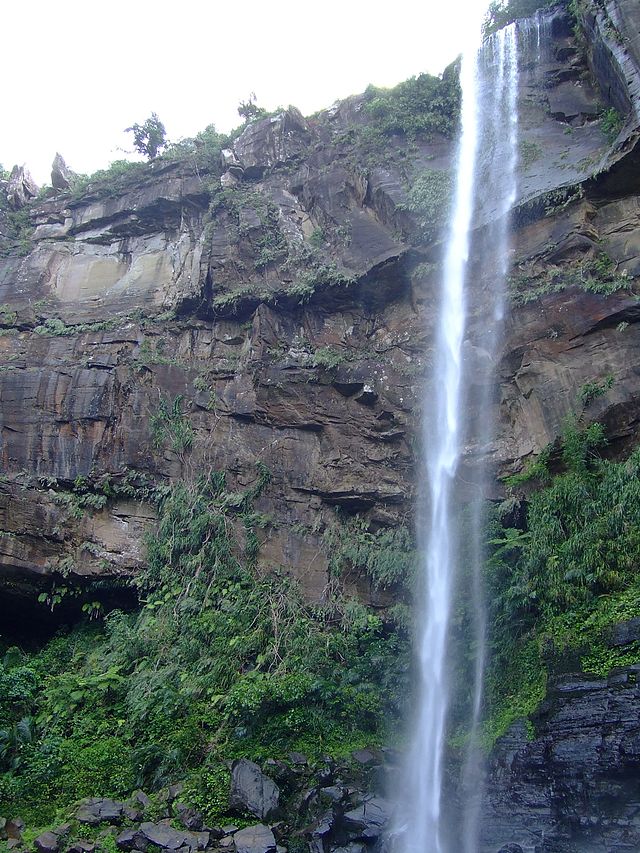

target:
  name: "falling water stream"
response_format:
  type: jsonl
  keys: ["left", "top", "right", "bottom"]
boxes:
{"left": 398, "top": 19, "right": 522, "bottom": 853}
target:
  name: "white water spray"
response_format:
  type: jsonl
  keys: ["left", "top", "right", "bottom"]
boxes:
{"left": 397, "top": 21, "right": 521, "bottom": 853}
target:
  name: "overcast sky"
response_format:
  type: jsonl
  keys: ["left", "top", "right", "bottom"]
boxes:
{"left": 2, "top": 0, "right": 490, "bottom": 185}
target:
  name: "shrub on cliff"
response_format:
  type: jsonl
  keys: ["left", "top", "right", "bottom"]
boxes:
{"left": 364, "top": 65, "right": 461, "bottom": 139}
{"left": 125, "top": 112, "right": 167, "bottom": 160}
{"left": 0, "top": 468, "right": 410, "bottom": 827}
{"left": 483, "top": 418, "right": 640, "bottom": 741}
{"left": 484, "top": 0, "right": 555, "bottom": 35}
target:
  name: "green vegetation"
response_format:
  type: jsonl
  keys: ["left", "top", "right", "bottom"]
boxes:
{"left": 519, "top": 139, "right": 543, "bottom": 167}
{"left": 483, "top": 0, "right": 554, "bottom": 36}
{"left": 363, "top": 66, "right": 461, "bottom": 140}
{"left": 70, "top": 124, "right": 229, "bottom": 201}
{"left": 401, "top": 169, "right": 453, "bottom": 238}
{"left": 125, "top": 113, "right": 167, "bottom": 161}
{"left": 149, "top": 395, "right": 194, "bottom": 454}
{"left": 311, "top": 346, "right": 348, "bottom": 370}
{"left": 0, "top": 470, "right": 410, "bottom": 828}
{"left": 600, "top": 106, "right": 624, "bottom": 143}
{"left": 210, "top": 185, "right": 288, "bottom": 271}
{"left": 333, "top": 66, "right": 461, "bottom": 169}
{"left": 509, "top": 251, "right": 633, "bottom": 304}
{"left": 207, "top": 202, "right": 355, "bottom": 312}
{"left": 0, "top": 207, "right": 34, "bottom": 258}
{"left": 515, "top": 184, "right": 586, "bottom": 227}
{"left": 34, "top": 317, "right": 121, "bottom": 337}
{"left": 325, "top": 516, "right": 416, "bottom": 629}
{"left": 286, "top": 260, "right": 355, "bottom": 305}
{"left": 237, "top": 93, "right": 268, "bottom": 122}
{"left": 484, "top": 417, "right": 640, "bottom": 741}
{"left": 0, "top": 304, "right": 18, "bottom": 327}
{"left": 69, "top": 160, "right": 150, "bottom": 199}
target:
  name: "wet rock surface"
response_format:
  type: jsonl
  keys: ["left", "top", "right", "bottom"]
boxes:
{"left": 480, "top": 667, "right": 640, "bottom": 852}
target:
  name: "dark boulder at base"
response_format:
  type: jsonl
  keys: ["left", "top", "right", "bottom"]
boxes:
{"left": 342, "top": 797, "right": 391, "bottom": 840}
{"left": 67, "top": 842, "right": 97, "bottom": 853}
{"left": 230, "top": 758, "right": 280, "bottom": 820}
{"left": 233, "top": 824, "right": 276, "bottom": 853}
{"left": 33, "top": 832, "right": 60, "bottom": 853}
{"left": 75, "top": 799, "right": 126, "bottom": 825}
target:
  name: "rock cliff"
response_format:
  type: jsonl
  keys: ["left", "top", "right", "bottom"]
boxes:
{"left": 3, "top": 2, "right": 636, "bottom": 612}
{"left": 2, "top": 0, "right": 640, "bottom": 848}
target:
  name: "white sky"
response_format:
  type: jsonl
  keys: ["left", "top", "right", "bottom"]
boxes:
{"left": 2, "top": 0, "right": 490, "bottom": 185}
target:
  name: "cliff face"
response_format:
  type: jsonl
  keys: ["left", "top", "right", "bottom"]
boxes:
{"left": 3, "top": 3, "right": 637, "bottom": 613}
{"left": 2, "top": 0, "right": 640, "bottom": 846}
{"left": 482, "top": 666, "right": 640, "bottom": 852}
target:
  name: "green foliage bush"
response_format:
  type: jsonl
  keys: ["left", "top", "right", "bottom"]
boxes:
{"left": 326, "top": 516, "right": 417, "bottom": 592}
{"left": 600, "top": 107, "right": 624, "bottom": 143}
{"left": 70, "top": 160, "right": 149, "bottom": 199}
{"left": 484, "top": 420, "right": 640, "bottom": 741}
{"left": 0, "top": 467, "right": 409, "bottom": 827}
{"left": 0, "top": 207, "right": 34, "bottom": 258}
{"left": 363, "top": 68, "right": 461, "bottom": 140}
{"left": 401, "top": 169, "right": 453, "bottom": 238}
{"left": 483, "top": 0, "right": 554, "bottom": 36}
{"left": 149, "top": 394, "right": 194, "bottom": 454}
{"left": 125, "top": 113, "right": 167, "bottom": 161}
{"left": 509, "top": 252, "right": 633, "bottom": 304}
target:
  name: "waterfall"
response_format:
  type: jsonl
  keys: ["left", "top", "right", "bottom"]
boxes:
{"left": 395, "top": 20, "right": 521, "bottom": 853}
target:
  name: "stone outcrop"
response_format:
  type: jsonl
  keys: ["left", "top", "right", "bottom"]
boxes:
{"left": 5, "top": 165, "right": 39, "bottom": 209}
{"left": 3, "top": 2, "right": 633, "bottom": 616}
{"left": 481, "top": 666, "right": 640, "bottom": 852}
{"left": 51, "top": 153, "right": 74, "bottom": 192}
{"left": 229, "top": 759, "right": 280, "bottom": 821}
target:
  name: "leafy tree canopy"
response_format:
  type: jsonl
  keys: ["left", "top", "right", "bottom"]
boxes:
{"left": 125, "top": 112, "right": 167, "bottom": 160}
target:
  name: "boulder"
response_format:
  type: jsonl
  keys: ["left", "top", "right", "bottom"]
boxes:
{"left": 221, "top": 149, "right": 244, "bottom": 178}
{"left": 609, "top": 617, "right": 640, "bottom": 647}
{"left": 233, "top": 824, "right": 276, "bottom": 853}
{"left": 6, "top": 165, "right": 38, "bottom": 209}
{"left": 230, "top": 758, "right": 280, "bottom": 820}
{"left": 174, "top": 803, "right": 204, "bottom": 831}
{"left": 34, "top": 832, "right": 60, "bottom": 853}
{"left": 232, "top": 107, "right": 310, "bottom": 178}
{"left": 319, "top": 786, "right": 344, "bottom": 802}
{"left": 311, "top": 811, "right": 334, "bottom": 844}
{"left": 138, "top": 822, "right": 191, "bottom": 850}
{"left": 133, "top": 790, "right": 151, "bottom": 808}
{"left": 5, "top": 818, "right": 24, "bottom": 840}
{"left": 76, "top": 798, "right": 126, "bottom": 825}
{"left": 351, "top": 748, "right": 379, "bottom": 765}
{"left": 51, "top": 153, "right": 74, "bottom": 191}
{"left": 342, "top": 797, "right": 391, "bottom": 840}
{"left": 67, "top": 842, "right": 96, "bottom": 853}
{"left": 135, "top": 821, "right": 208, "bottom": 852}
{"left": 115, "top": 829, "right": 138, "bottom": 850}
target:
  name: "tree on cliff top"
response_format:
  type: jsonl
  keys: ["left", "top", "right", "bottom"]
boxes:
{"left": 238, "top": 93, "right": 267, "bottom": 122}
{"left": 125, "top": 112, "right": 167, "bottom": 160}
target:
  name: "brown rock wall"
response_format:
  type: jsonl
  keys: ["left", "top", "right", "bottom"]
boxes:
{"left": 2, "top": 1, "right": 640, "bottom": 608}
